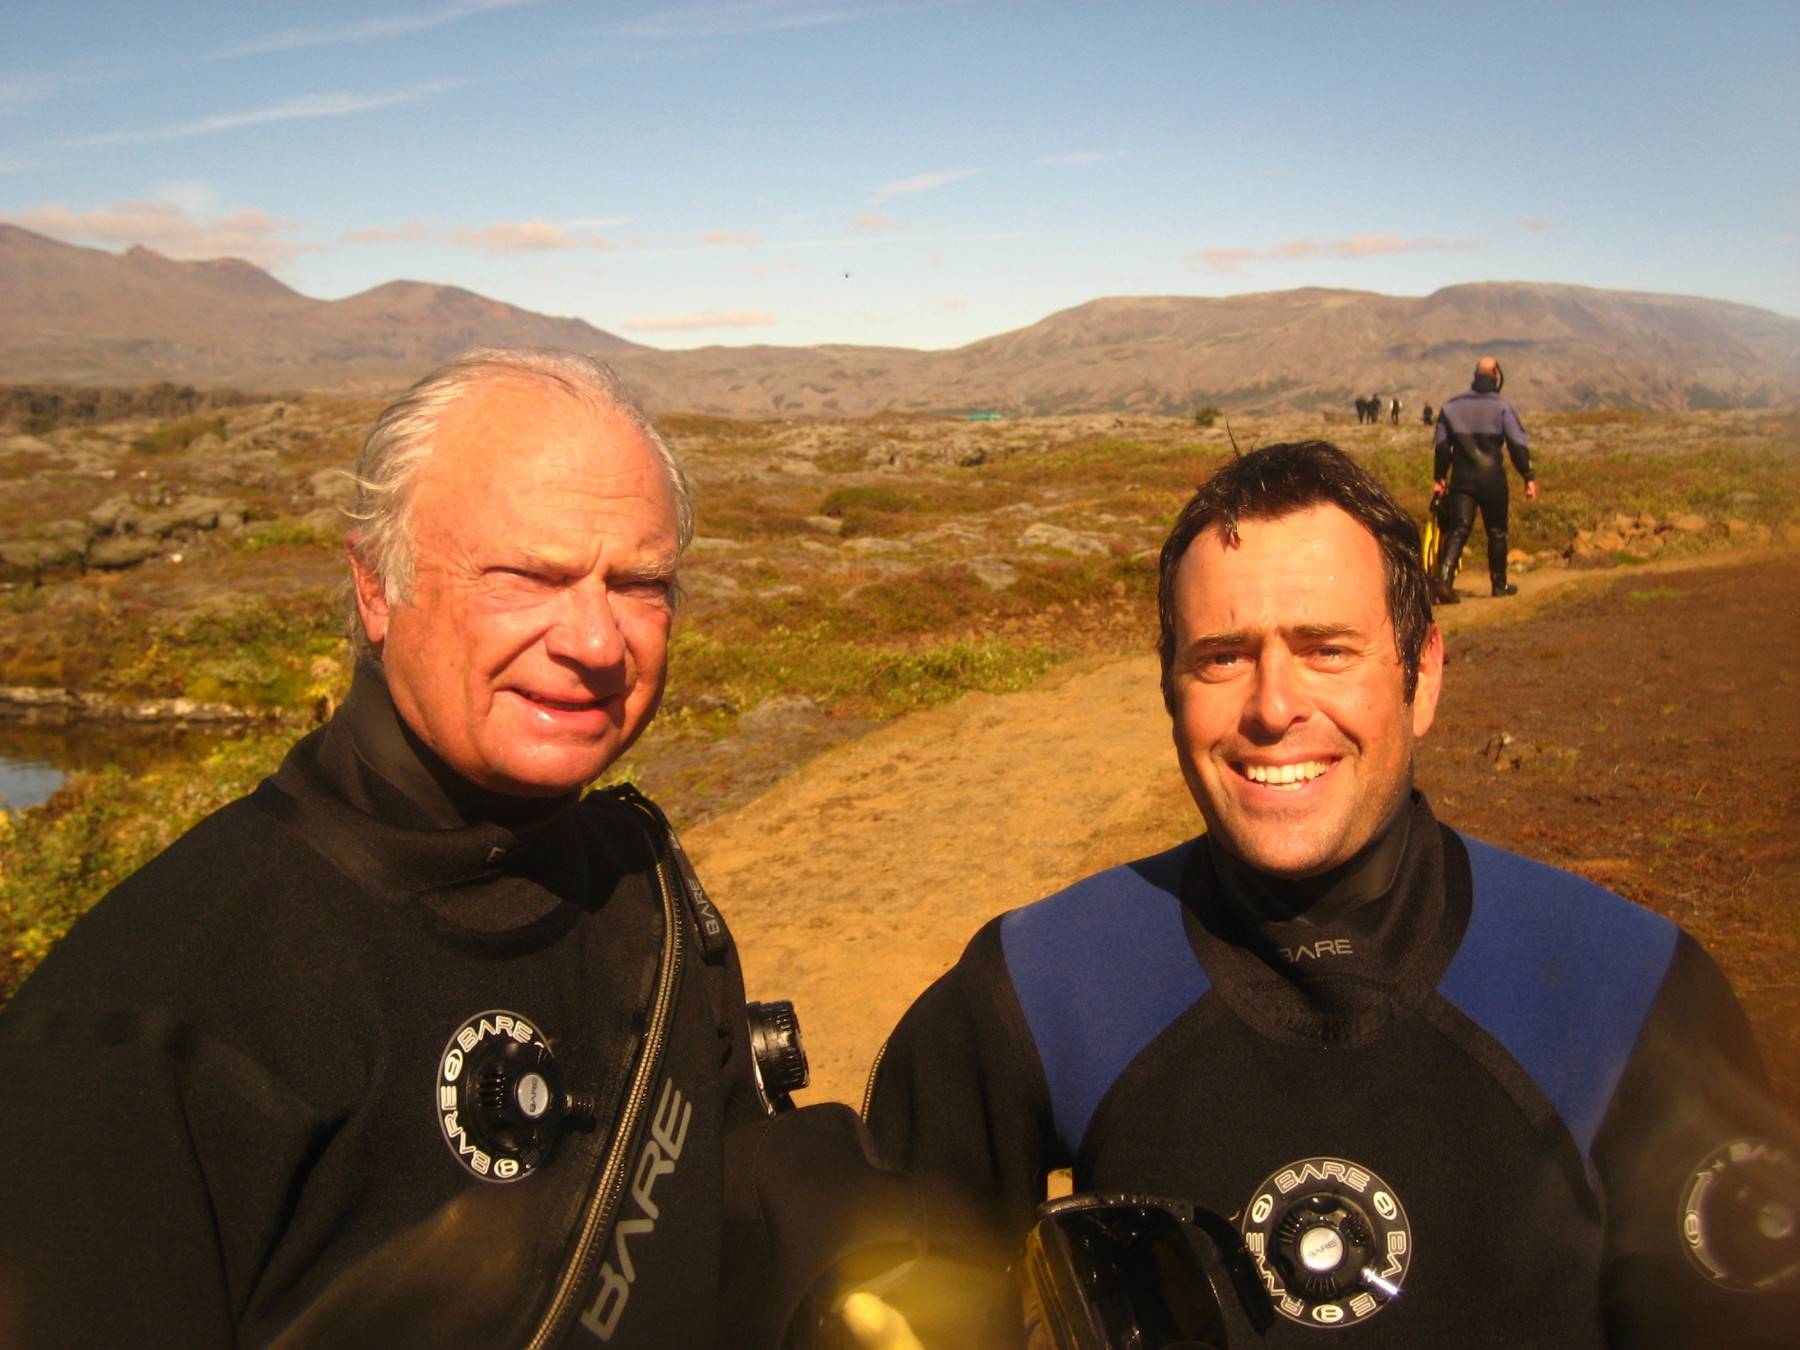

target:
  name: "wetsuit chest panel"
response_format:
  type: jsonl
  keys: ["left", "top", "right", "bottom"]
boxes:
{"left": 1077, "top": 1010, "right": 1610, "bottom": 1346}
{"left": 1436, "top": 835, "right": 1678, "bottom": 1166}
{"left": 1000, "top": 841, "right": 1211, "bottom": 1157}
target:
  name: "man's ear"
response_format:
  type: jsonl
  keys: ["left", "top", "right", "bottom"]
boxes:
{"left": 1411, "top": 624, "right": 1445, "bottom": 738}
{"left": 347, "top": 544, "right": 391, "bottom": 647}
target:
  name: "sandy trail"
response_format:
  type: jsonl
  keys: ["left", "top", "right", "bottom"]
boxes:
{"left": 686, "top": 549, "right": 1793, "bottom": 1108}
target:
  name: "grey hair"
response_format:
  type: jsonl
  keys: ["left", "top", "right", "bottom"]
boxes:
{"left": 344, "top": 348, "right": 693, "bottom": 650}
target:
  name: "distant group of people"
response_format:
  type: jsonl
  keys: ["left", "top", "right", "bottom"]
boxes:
{"left": 1354, "top": 393, "right": 1404, "bottom": 424}
{"left": 0, "top": 351, "right": 1793, "bottom": 1348}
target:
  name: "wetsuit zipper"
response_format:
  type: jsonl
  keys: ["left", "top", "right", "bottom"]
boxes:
{"left": 861, "top": 1040, "right": 889, "bottom": 1122}
{"left": 523, "top": 806, "right": 685, "bottom": 1350}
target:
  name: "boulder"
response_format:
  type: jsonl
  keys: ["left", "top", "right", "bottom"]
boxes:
{"left": 309, "top": 467, "right": 359, "bottom": 506}
{"left": 300, "top": 507, "right": 343, "bottom": 536}
{"left": 88, "top": 534, "right": 165, "bottom": 568}
{"left": 136, "top": 495, "right": 236, "bottom": 537}
{"left": 804, "top": 515, "right": 844, "bottom": 536}
{"left": 1636, "top": 511, "right": 1659, "bottom": 532}
{"left": 1673, "top": 513, "right": 1708, "bottom": 533}
{"left": 961, "top": 557, "right": 1020, "bottom": 592}
{"left": 1726, "top": 518, "right": 1752, "bottom": 539}
{"left": 1019, "top": 522, "right": 1109, "bottom": 557}
{"left": 87, "top": 494, "right": 142, "bottom": 533}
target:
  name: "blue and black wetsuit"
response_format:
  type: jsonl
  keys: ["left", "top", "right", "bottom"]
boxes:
{"left": 866, "top": 795, "right": 1798, "bottom": 1346}
{"left": 1433, "top": 379, "right": 1534, "bottom": 594}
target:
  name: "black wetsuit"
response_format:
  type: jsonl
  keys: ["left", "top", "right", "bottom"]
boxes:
{"left": 867, "top": 796, "right": 1798, "bottom": 1346}
{"left": 0, "top": 667, "right": 910, "bottom": 1348}
{"left": 1433, "top": 379, "right": 1534, "bottom": 592}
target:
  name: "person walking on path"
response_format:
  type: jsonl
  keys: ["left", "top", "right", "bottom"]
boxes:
{"left": 1431, "top": 356, "right": 1536, "bottom": 603}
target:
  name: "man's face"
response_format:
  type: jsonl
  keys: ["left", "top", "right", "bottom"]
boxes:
{"left": 352, "top": 378, "right": 679, "bottom": 796}
{"left": 1166, "top": 504, "right": 1443, "bottom": 877}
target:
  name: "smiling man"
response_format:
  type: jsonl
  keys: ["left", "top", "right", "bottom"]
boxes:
{"left": 866, "top": 442, "right": 1796, "bottom": 1346}
{"left": 0, "top": 351, "right": 905, "bottom": 1348}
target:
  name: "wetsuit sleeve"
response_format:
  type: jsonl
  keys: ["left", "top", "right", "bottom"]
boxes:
{"left": 1433, "top": 411, "right": 1452, "bottom": 482}
{"left": 863, "top": 918, "right": 1057, "bottom": 1349}
{"left": 866, "top": 918, "right": 1059, "bottom": 1246}
{"left": 1502, "top": 401, "right": 1534, "bottom": 480}
{"left": 0, "top": 979, "right": 318, "bottom": 1347}
{"left": 1593, "top": 932, "right": 1800, "bottom": 1348}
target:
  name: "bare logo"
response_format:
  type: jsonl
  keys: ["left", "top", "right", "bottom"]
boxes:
{"left": 436, "top": 1010, "right": 545, "bottom": 1183}
{"left": 580, "top": 1076, "right": 693, "bottom": 1341}
{"left": 1280, "top": 938, "right": 1354, "bottom": 963}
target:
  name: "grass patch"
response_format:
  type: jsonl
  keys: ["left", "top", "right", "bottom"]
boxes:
{"left": 670, "top": 625, "right": 1054, "bottom": 721}
{"left": 129, "top": 414, "right": 227, "bottom": 456}
{"left": 236, "top": 516, "right": 337, "bottom": 553}
{"left": 96, "top": 595, "right": 348, "bottom": 710}
{"left": 0, "top": 730, "right": 294, "bottom": 1001}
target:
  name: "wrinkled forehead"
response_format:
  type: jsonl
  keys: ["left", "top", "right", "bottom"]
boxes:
{"left": 425, "top": 377, "right": 669, "bottom": 496}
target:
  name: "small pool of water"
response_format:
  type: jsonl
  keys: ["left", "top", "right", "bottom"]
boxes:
{"left": 0, "top": 722, "right": 241, "bottom": 811}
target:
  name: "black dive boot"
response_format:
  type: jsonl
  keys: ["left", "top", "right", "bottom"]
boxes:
{"left": 1488, "top": 531, "right": 1517, "bottom": 597}
{"left": 1433, "top": 536, "right": 1464, "bottom": 606}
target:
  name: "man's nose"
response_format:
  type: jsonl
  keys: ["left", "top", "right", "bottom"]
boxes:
{"left": 1244, "top": 647, "right": 1310, "bottom": 735}
{"left": 545, "top": 581, "right": 627, "bottom": 671}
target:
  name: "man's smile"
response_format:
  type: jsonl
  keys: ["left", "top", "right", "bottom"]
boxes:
{"left": 1233, "top": 757, "right": 1339, "bottom": 790}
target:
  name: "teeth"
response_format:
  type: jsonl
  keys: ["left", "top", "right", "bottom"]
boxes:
{"left": 1243, "top": 760, "right": 1330, "bottom": 786}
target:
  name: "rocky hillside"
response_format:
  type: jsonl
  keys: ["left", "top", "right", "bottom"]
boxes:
{"left": 5, "top": 225, "right": 1797, "bottom": 412}
{"left": 0, "top": 225, "right": 640, "bottom": 390}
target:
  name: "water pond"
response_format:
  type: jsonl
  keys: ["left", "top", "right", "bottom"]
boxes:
{"left": 0, "top": 721, "right": 241, "bottom": 811}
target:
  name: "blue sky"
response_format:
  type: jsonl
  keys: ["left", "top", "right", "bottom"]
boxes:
{"left": 4, "top": 1, "right": 1796, "bottom": 349}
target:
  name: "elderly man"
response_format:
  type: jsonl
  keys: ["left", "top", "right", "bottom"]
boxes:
{"left": 0, "top": 351, "right": 900, "bottom": 1347}
{"left": 867, "top": 442, "right": 1796, "bottom": 1345}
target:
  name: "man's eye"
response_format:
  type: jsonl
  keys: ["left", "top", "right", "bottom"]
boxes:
{"left": 614, "top": 578, "right": 673, "bottom": 604}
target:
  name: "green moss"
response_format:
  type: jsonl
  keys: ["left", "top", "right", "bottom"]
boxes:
{"left": 236, "top": 517, "right": 337, "bottom": 553}
{"left": 129, "top": 414, "right": 228, "bottom": 456}
{"left": 97, "top": 595, "right": 349, "bottom": 711}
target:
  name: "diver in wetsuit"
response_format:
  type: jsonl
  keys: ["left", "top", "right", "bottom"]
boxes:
{"left": 1432, "top": 356, "right": 1536, "bottom": 602}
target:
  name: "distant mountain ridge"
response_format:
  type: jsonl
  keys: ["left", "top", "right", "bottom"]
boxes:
{"left": 4, "top": 224, "right": 1796, "bottom": 413}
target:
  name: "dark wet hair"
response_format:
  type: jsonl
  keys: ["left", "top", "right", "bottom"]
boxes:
{"left": 1156, "top": 440, "right": 1432, "bottom": 711}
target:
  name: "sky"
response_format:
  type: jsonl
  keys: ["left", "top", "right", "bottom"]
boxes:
{"left": 3, "top": 0, "right": 1796, "bottom": 351}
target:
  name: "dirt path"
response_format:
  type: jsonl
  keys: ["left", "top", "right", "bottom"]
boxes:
{"left": 688, "top": 549, "right": 1800, "bottom": 1110}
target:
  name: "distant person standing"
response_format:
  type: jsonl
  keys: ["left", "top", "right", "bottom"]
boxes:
{"left": 1422, "top": 402, "right": 1434, "bottom": 426}
{"left": 1390, "top": 396, "right": 1403, "bottom": 425}
{"left": 1431, "top": 356, "right": 1536, "bottom": 602}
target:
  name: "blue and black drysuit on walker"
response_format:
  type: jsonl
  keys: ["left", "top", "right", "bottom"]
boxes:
{"left": 1433, "top": 370, "right": 1534, "bottom": 597}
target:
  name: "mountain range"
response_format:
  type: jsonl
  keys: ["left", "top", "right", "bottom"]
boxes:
{"left": 4, "top": 223, "right": 1796, "bottom": 415}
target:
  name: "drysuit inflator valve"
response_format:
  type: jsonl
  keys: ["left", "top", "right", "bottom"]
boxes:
{"left": 746, "top": 999, "right": 810, "bottom": 1114}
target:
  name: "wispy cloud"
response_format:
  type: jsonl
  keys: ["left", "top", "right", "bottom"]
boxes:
{"left": 1036, "top": 150, "right": 1126, "bottom": 166}
{"left": 2, "top": 199, "right": 314, "bottom": 270}
{"left": 700, "top": 229, "right": 763, "bottom": 246}
{"left": 1516, "top": 216, "right": 1564, "bottom": 233}
{"left": 0, "top": 72, "right": 67, "bottom": 110}
{"left": 213, "top": 0, "right": 548, "bottom": 59}
{"left": 873, "top": 167, "right": 978, "bottom": 201}
{"left": 1190, "top": 232, "right": 1478, "bottom": 275}
{"left": 847, "top": 210, "right": 897, "bottom": 234}
{"left": 567, "top": 216, "right": 629, "bottom": 229}
{"left": 342, "top": 222, "right": 432, "bottom": 244}
{"left": 613, "top": 0, "right": 956, "bottom": 40}
{"left": 68, "top": 79, "right": 467, "bottom": 148}
{"left": 448, "top": 217, "right": 619, "bottom": 254}
{"left": 623, "top": 309, "right": 775, "bottom": 331}
{"left": 939, "top": 297, "right": 966, "bottom": 311}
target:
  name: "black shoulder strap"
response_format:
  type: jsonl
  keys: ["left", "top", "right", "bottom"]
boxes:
{"left": 590, "top": 784, "right": 732, "bottom": 963}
